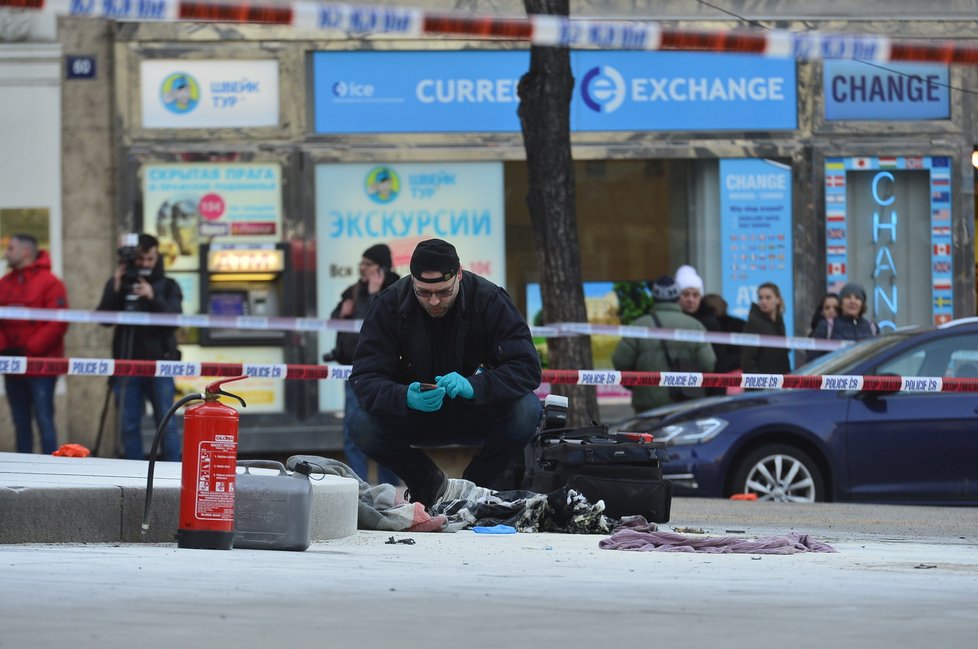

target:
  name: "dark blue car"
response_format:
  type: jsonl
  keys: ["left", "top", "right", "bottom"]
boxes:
{"left": 610, "top": 319, "right": 978, "bottom": 504}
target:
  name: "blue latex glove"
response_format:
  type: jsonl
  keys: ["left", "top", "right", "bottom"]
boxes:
{"left": 472, "top": 524, "right": 517, "bottom": 534}
{"left": 436, "top": 372, "right": 475, "bottom": 400}
{"left": 406, "top": 381, "right": 445, "bottom": 412}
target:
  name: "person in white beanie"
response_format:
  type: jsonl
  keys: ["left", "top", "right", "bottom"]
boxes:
{"left": 674, "top": 265, "right": 737, "bottom": 389}
{"left": 675, "top": 265, "right": 705, "bottom": 311}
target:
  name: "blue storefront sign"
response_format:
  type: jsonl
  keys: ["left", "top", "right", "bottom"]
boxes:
{"left": 823, "top": 156, "right": 952, "bottom": 328}
{"left": 312, "top": 50, "right": 797, "bottom": 133}
{"left": 719, "top": 159, "right": 794, "bottom": 346}
{"left": 572, "top": 51, "right": 796, "bottom": 131}
{"left": 313, "top": 51, "right": 524, "bottom": 133}
{"left": 823, "top": 61, "right": 949, "bottom": 121}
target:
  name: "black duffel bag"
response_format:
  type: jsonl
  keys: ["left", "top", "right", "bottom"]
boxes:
{"left": 520, "top": 425, "right": 673, "bottom": 523}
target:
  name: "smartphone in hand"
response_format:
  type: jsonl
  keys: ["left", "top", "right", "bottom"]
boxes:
{"left": 420, "top": 383, "right": 438, "bottom": 391}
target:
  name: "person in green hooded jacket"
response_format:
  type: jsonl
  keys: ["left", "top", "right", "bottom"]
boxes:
{"left": 612, "top": 275, "right": 715, "bottom": 413}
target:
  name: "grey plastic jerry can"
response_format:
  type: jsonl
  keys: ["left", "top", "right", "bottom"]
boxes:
{"left": 233, "top": 460, "right": 314, "bottom": 551}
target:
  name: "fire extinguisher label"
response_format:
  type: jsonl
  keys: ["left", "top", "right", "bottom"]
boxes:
{"left": 195, "top": 439, "right": 236, "bottom": 520}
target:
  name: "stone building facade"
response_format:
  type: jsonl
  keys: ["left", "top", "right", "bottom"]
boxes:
{"left": 0, "top": 1, "right": 976, "bottom": 453}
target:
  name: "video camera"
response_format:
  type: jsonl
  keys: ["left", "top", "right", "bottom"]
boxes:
{"left": 117, "top": 233, "right": 150, "bottom": 311}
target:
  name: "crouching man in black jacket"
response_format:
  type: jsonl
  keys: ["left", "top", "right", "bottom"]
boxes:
{"left": 348, "top": 239, "right": 542, "bottom": 509}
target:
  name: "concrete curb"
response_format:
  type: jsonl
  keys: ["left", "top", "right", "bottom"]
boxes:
{"left": 0, "top": 453, "right": 359, "bottom": 544}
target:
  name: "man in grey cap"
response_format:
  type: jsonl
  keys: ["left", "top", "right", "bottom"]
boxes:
{"left": 347, "top": 238, "right": 542, "bottom": 509}
{"left": 612, "top": 275, "right": 715, "bottom": 412}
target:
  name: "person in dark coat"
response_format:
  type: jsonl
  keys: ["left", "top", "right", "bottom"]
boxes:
{"left": 612, "top": 275, "right": 715, "bottom": 412}
{"left": 741, "top": 282, "right": 791, "bottom": 375}
{"left": 96, "top": 234, "right": 183, "bottom": 461}
{"left": 676, "top": 265, "right": 727, "bottom": 395}
{"left": 323, "top": 243, "right": 400, "bottom": 486}
{"left": 0, "top": 234, "right": 69, "bottom": 454}
{"left": 701, "top": 293, "right": 745, "bottom": 373}
{"left": 347, "top": 239, "right": 542, "bottom": 509}
{"left": 810, "top": 283, "right": 878, "bottom": 360}
{"left": 807, "top": 292, "right": 840, "bottom": 337}
{"left": 800, "top": 292, "right": 840, "bottom": 364}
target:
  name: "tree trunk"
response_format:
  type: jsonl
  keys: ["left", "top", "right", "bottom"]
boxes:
{"left": 518, "top": 0, "right": 598, "bottom": 425}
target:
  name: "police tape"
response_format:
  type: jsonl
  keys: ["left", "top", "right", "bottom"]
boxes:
{"left": 0, "top": 306, "right": 363, "bottom": 333}
{"left": 0, "top": 356, "right": 327, "bottom": 380}
{"left": 552, "top": 322, "right": 844, "bottom": 352}
{"left": 0, "top": 306, "right": 844, "bottom": 352}
{"left": 2, "top": 355, "right": 976, "bottom": 393}
{"left": 3, "top": 0, "right": 978, "bottom": 64}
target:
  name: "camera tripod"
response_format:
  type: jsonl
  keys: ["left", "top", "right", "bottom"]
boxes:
{"left": 92, "top": 323, "right": 135, "bottom": 459}
{"left": 91, "top": 320, "right": 173, "bottom": 460}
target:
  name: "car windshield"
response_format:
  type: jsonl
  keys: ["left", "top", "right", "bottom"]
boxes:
{"left": 794, "top": 330, "right": 921, "bottom": 376}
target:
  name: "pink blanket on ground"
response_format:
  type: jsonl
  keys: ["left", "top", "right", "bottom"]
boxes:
{"left": 599, "top": 529, "right": 837, "bottom": 554}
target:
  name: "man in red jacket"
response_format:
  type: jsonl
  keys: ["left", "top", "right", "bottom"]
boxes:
{"left": 0, "top": 234, "right": 68, "bottom": 453}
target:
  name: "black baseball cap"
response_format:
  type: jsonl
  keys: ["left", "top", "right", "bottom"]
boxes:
{"left": 410, "top": 239, "right": 460, "bottom": 284}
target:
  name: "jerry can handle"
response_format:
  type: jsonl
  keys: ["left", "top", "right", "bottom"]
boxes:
{"left": 237, "top": 460, "right": 287, "bottom": 475}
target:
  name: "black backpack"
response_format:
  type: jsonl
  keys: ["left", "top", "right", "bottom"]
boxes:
{"left": 520, "top": 424, "right": 673, "bottom": 523}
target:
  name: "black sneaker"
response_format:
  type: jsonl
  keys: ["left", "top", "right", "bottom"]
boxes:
{"left": 405, "top": 473, "right": 447, "bottom": 511}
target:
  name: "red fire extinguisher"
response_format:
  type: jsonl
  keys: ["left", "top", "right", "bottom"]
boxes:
{"left": 141, "top": 376, "right": 247, "bottom": 550}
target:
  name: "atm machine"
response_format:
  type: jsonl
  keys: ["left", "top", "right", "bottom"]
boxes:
{"left": 199, "top": 242, "right": 289, "bottom": 345}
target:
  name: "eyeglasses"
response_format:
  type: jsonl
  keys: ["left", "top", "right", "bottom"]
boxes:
{"left": 413, "top": 274, "right": 458, "bottom": 300}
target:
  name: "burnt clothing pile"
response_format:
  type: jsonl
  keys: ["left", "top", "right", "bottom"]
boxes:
{"left": 430, "top": 482, "right": 614, "bottom": 534}
{"left": 285, "top": 456, "right": 613, "bottom": 535}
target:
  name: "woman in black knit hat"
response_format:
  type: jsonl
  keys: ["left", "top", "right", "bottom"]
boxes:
{"left": 809, "top": 282, "right": 878, "bottom": 361}
{"left": 325, "top": 243, "right": 400, "bottom": 485}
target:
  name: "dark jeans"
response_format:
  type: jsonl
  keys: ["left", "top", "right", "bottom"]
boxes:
{"left": 348, "top": 391, "right": 541, "bottom": 491}
{"left": 5, "top": 375, "right": 58, "bottom": 454}
{"left": 114, "top": 376, "right": 181, "bottom": 461}
{"left": 343, "top": 381, "right": 400, "bottom": 485}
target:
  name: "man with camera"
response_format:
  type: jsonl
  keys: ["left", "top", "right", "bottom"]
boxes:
{"left": 347, "top": 238, "right": 542, "bottom": 509}
{"left": 96, "top": 233, "right": 183, "bottom": 461}
{"left": 0, "top": 234, "right": 69, "bottom": 454}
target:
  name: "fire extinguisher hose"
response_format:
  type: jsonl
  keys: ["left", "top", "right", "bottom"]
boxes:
{"left": 141, "top": 393, "right": 205, "bottom": 536}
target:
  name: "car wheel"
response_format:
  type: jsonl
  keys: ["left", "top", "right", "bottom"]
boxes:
{"left": 730, "top": 444, "right": 824, "bottom": 503}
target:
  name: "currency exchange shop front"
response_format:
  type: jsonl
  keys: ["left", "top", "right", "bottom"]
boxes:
{"left": 309, "top": 48, "right": 798, "bottom": 410}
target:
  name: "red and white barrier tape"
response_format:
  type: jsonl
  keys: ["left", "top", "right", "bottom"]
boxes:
{"left": 3, "top": 355, "right": 977, "bottom": 393}
{"left": 553, "top": 322, "right": 843, "bottom": 352}
{"left": 0, "top": 355, "right": 338, "bottom": 380}
{"left": 0, "top": 306, "right": 362, "bottom": 333}
{"left": 0, "top": 306, "right": 844, "bottom": 352}
{"left": 543, "top": 368, "right": 973, "bottom": 394}
{"left": 3, "top": 0, "right": 978, "bottom": 64}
